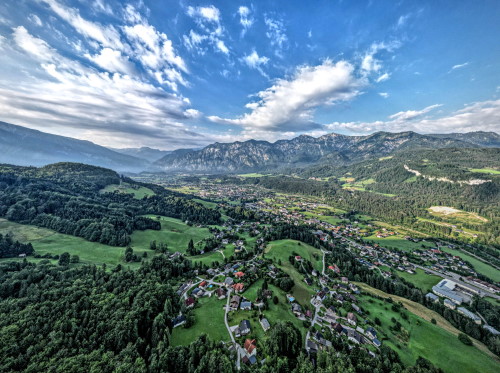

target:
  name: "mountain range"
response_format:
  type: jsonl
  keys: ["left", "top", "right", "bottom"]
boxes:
{"left": 152, "top": 131, "right": 500, "bottom": 173}
{"left": 1, "top": 121, "right": 499, "bottom": 174}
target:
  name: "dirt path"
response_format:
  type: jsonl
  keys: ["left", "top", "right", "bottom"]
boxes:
{"left": 355, "top": 282, "right": 500, "bottom": 362}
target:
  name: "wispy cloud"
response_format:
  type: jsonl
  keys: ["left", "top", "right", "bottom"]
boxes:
{"left": 379, "top": 92, "right": 389, "bottom": 98}
{"left": 185, "top": 5, "right": 229, "bottom": 55}
{"left": 28, "top": 14, "right": 43, "bottom": 26}
{"left": 1, "top": 25, "right": 207, "bottom": 148}
{"left": 241, "top": 49, "right": 269, "bottom": 77}
{"left": 264, "top": 15, "right": 287, "bottom": 57}
{"left": 389, "top": 104, "right": 442, "bottom": 121}
{"left": 237, "top": 6, "right": 253, "bottom": 36}
{"left": 361, "top": 40, "right": 401, "bottom": 75}
{"left": 324, "top": 101, "right": 500, "bottom": 134}
{"left": 375, "top": 72, "right": 390, "bottom": 82}
{"left": 449, "top": 62, "right": 469, "bottom": 72}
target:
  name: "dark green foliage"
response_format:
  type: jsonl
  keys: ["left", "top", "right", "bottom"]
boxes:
{"left": 458, "top": 333, "right": 473, "bottom": 345}
{"left": 0, "top": 163, "right": 221, "bottom": 246}
{"left": 266, "top": 321, "right": 302, "bottom": 360}
{"left": 0, "top": 255, "right": 192, "bottom": 372}
{"left": 58, "top": 252, "right": 70, "bottom": 266}
{"left": 0, "top": 233, "right": 34, "bottom": 258}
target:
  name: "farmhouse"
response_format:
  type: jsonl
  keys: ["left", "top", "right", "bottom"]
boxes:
{"left": 347, "top": 312, "right": 357, "bottom": 326}
{"left": 260, "top": 318, "right": 271, "bottom": 331}
{"left": 230, "top": 295, "right": 241, "bottom": 309}
{"left": 240, "top": 320, "right": 251, "bottom": 335}
{"left": 240, "top": 301, "right": 252, "bottom": 310}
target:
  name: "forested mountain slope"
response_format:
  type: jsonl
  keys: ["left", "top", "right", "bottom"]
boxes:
{"left": 0, "top": 163, "right": 220, "bottom": 246}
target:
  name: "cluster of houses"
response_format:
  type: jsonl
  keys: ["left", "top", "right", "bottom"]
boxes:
{"left": 307, "top": 276, "right": 383, "bottom": 353}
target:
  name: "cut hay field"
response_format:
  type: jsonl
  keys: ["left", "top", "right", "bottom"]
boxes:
{"left": 428, "top": 206, "right": 488, "bottom": 224}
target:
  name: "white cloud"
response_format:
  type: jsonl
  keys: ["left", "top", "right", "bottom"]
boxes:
{"left": 85, "top": 47, "right": 135, "bottom": 75}
{"left": 451, "top": 62, "right": 469, "bottom": 70}
{"left": 187, "top": 5, "right": 220, "bottom": 23}
{"left": 361, "top": 41, "right": 401, "bottom": 75}
{"left": 375, "top": 72, "right": 390, "bottom": 82}
{"left": 40, "top": 0, "right": 124, "bottom": 50}
{"left": 264, "top": 16, "right": 287, "bottom": 56}
{"left": 1, "top": 26, "right": 207, "bottom": 149}
{"left": 183, "top": 30, "right": 207, "bottom": 53}
{"left": 241, "top": 50, "right": 269, "bottom": 76}
{"left": 215, "top": 39, "right": 229, "bottom": 54}
{"left": 185, "top": 4, "right": 229, "bottom": 55}
{"left": 41, "top": 1, "right": 187, "bottom": 90}
{"left": 389, "top": 104, "right": 442, "bottom": 121}
{"left": 92, "top": 0, "right": 113, "bottom": 16}
{"left": 208, "top": 60, "right": 363, "bottom": 132}
{"left": 326, "top": 100, "right": 500, "bottom": 134}
{"left": 379, "top": 92, "right": 389, "bottom": 98}
{"left": 123, "top": 23, "right": 187, "bottom": 73}
{"left": 238, "top": 6, "right": 253, "bottom": 35}
{"left": 28, "top": 14, "right": 43, "bottom": 26}
{"left": 397, "top": 14, "right": 410, "bottom": 28}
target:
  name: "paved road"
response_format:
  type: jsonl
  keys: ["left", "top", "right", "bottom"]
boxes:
{"left": 330, "top": 232, "right": 500, "bottom": 300}
{"left": 224, "top": 289, "right": 240, "bottom": 370}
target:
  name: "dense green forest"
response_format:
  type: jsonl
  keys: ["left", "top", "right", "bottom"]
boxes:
{"left": 0, "top": 163, "right": 221, "bottom": 246}
{"left": 0, "top": 258, "right": 445, "bottom": 373}
{"left": 241, "top": 149, "right": 500, "bottom": 246}
{"left": 0, "top": 233, "right": 34, "bottom": 258}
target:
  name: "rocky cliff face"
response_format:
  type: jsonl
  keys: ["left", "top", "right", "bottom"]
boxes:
{"left": 152, "top": 131, "right": 479, "bottom": 173}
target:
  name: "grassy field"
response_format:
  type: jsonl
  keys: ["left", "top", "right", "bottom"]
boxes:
{"left": 363, "top": 234, "right": 434, "bottom": 252}
{"left": 171, "top": 296, "right": 229, "bottom": 346}
{"left": 264, "top": 240, "right": 319, "bottom": 305}
{"left": 237, "top": 173, "right": 270, "bottom": 178}
{"left": 130, "top": 216, "right": 212, "bottom": 253}
{"left": 396, "top": 268, "right": 441, "bottom": 292}
{"left": 189, "top": 251, "right": 225, "bottom": 267}
{"left": 356, "top": 283, "right": 498, "bottom": 362}
{"left": 0, "top": 219, "right": 144, "bottom": 267}
{"left": 265, "top": 239, "right": 322, "bottom": 272}
{"left": 100, "top": 182, "right": 155, "bottom": 199}
{"left": 358, "top": 292, "right": 499, "bottom": 373}
{"left": 439, "top": 246, "right": 500, "bottom": 282}
{"left": 469, "top": 168, "right": 500, "bottom": 175}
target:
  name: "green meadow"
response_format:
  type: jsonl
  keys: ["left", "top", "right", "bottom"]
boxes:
{"left": 396, "top": 268, "right": 441, "bottom": 292}
{"left": 100, "top": 182, "right": 155, "bottom": 199}
{"left": 264, "top": 240, "right": 319, "bottom": 305}
{"left": 359, "top": 293, "right": 499, "bottom": 373}
{"left": 131, "top": 215, "right": 212, "bottom": 253}
{"left": 171, "top": 296, "right": 229, "bottom": 346}
{"left": 0, "top": 218, "right": 142, "bottom": 267}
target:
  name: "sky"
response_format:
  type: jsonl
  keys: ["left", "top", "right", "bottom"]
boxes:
{"left": 0, "top": 0, "right": 499, "bottom": 150}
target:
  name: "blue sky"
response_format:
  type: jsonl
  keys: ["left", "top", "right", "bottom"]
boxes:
{"left": 0, "top": 0, "right": 499, "bottom": 149}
